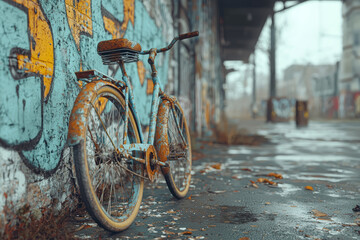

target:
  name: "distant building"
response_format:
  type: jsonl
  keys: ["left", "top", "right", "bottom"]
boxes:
{"left": 280, "top": 64, "right": 337, "bottom": 118}
{"left": 339, "top": 0, "right": 360, "bottom": 118}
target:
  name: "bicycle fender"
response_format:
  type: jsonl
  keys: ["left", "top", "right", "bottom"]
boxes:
{"left": 154, "top": 100, "right": 171, "bottom": 173}
{"left": 67, "top": 80, "right": 118, "bottom": 146}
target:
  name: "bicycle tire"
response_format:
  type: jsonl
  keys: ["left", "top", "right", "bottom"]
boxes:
{"left": 156, "top": 100, "right": 192, "bottom": 199}
{"left": 71, "top": 83, "right": 144, "bottom": 232}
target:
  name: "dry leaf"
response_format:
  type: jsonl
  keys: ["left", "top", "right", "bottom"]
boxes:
{"left": 257, "top": 178, "right": 266, "bottom": 183}
{"left": 187, "top": 228, "right": 197, "bottom": 231}
{"left": 211, "top": 163, "right": 222, "bottom": 170}
{"left": 181, "top": 231, "right": 192, "bottom": 235}
{"left": 241, "top": 168, "right": 252, "bottom": 172}
{"left": 305, "top": 186, "right": 314, "bottom": 191}
{"left": 188, "top": 195, "right": 192, "bottom": 200}
{"left": 312, "top": 209, "right": 328, "bottom": 217}
{"left": 74, "top": 224, "right": 92, "bottom": 232}
{"left": 250, "top": 225, "right": 257, "bottom": 228}
{"left": 250, "top": 180, "right": 255, "bottom": 184}
{"left": 208, "top": 215, "right": 215, "bottom": 218}
{"left": 267, "top": 172, "right": 283, "bottom": 179}
{"left": 163, "top": 230, "right": 175, "bottom": 235}
{"left": 251, "top": 183, "right": 259, "bottom": 188}
{"left": 208, "top": 225, "right": 216, "bottom": 227}
{"left": 238, "top": 237, "right": 250, "bottom": 240}
{"left": 166, "top": 210, "right": 176, "bottom": 214}
{"left": 265, "top": 202, "right": 271, "bottom": 205}
{"left": 258, "top": 178, "right": 277, "bottom": 185}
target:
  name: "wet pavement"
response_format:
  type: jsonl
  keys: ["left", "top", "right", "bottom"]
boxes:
{"left": 69, "top": 120, "right": 360, "bottom": 239}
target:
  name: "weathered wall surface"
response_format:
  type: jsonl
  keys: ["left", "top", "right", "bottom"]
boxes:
{"left": 0, "top": 0, "right": 224, "bottom": 225}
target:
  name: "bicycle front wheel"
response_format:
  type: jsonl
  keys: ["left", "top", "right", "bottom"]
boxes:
{"left": 71, "top": 83, "right": 143, "bottom": 232}
{"left": 157, "top": 100, "right": 192, "bottom": 199}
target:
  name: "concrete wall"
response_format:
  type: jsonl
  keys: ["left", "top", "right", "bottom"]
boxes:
{"left": 0, "top": 0, "right": 224, "bottom": 225}
{"left": 339, "top": 0, "right": 360, "bottom": 118}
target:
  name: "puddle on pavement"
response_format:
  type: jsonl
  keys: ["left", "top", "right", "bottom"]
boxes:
{"left": 185, "top": 205, "right": 276, "bottom": 225}
{"left": 277, "top": 183, "right": 301, "bottom": 197}
{"left": 219, "top": 206, "right": 258, "bottom": 224}
{"left": 227, "top": 148, "right": 253, "bottom": 155}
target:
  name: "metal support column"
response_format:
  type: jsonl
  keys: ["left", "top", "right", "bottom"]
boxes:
{"left": 252, "top": 52, "right": 257, "bottom": 118}
{"left": 270, "top": 13, "right": 276, "bottom": 98}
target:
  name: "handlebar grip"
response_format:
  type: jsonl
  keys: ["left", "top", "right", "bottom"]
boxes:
{"left": 179, "top": 31, "right": 199, "bottom": 40}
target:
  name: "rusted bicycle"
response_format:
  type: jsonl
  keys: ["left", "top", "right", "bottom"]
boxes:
{"left": 67, "top": 31, "right": 199, "bottom": 232}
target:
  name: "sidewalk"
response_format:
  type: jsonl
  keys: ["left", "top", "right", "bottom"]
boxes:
{"left": 67, "top": 119, "right": 360, "bottom": 239}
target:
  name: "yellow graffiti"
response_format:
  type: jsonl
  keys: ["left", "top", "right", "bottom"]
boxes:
{"left": 102, "top": 0, "right": 135, "bottom": 39}
{"left": 65, "top": 0, "right": 93, "bottom": 51}
{"left": 146, "top": 79, "right": 154, "bottom": 95}
{"left": 12, "top": 0, "right": 54, "bottom": 100}
{"left": 137, "top": 61, "right": 146, "bottom": 86}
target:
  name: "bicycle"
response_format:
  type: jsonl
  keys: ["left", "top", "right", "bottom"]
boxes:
{"left": 67, "top": 31, "right": 199, "bottom": 232}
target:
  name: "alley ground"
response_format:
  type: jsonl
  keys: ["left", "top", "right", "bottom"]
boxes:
{"left": 68, "top": 119, "right": 360, "bottom": 239}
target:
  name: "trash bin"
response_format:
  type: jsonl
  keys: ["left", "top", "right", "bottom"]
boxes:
{"left": 295, "top": 100, "right": 308, "bottom": 127}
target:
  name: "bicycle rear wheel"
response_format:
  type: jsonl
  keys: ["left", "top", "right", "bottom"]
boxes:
{"left": 71, "top": 84, "right": 143, "bottom": 232}
{"left": 157, "top": 100, "right": 192, "bottom": 199}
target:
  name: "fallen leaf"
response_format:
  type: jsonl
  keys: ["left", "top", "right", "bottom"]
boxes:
{"left": 181, "top": 231, "right": 192, "bottom": 235}
{"left": 199, "top": 170, "right": 206, "bottom": 174}
{"left": 208, "top": 215, "right": 215, "bottom": 218}
{"left": 188, "top": 195, "right": 192, "bottom": 200}
{"left": 163, "top": 230, "right": 175, "bottom": 235}
{"left": 238, "top": 237, "right": 250, "bottom": 240}
{"left": 267, "top": 172, "right": 283, "bottom": 179}
{"left": 251, "top": 183, "right": 259, "bottom": 188}
{"left": 257, "top": 178, "right": 277, "bottom": 185}
{"left": 250, "top": 225, "right": 257, "bottom": 228}
{"left": 265, "top": 202, "right": 271, "bottom": 205}
{"left": 290, "top": 206, "right": 297, "bottom": 208}
{"left": 257, "top": 178, "right": 266, "bottom": 183}
{"left": 312, "top": 209, "right": 328, "bottom": 217}
{"left": 188, "top": 228, "right": 197, "bottom": 231}
{"left": 208, "top": 225, "right": 216, "bottom": 227}
{"left": 74, "top": 224, "right": 92, "bottom": 232}
{"left": 211, "top": 163, "right": 222, "bottom": 170}
{"left": 232, "top": 175, "right": 241, "bottom": 180}
{"left": 167, "top": 210, "right": 176, "bottom": 214}
{"left": 233, "top": 190, "right": 239, "bottom": 192}
{"left": 250, "top": 180, "right": 255, "bottom": 184}
{"left": 241, "top": 168, "right": 252, "bottom": 172}
{"left": 3, "top": 193, "right": 7, "bottom": 199}
{"left": 304, "top": 186, "right": 314, "bottom": 191}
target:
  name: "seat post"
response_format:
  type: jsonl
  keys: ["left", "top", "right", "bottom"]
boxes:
{"left": 118, "top": 60, "right": 128, "bottom": 77}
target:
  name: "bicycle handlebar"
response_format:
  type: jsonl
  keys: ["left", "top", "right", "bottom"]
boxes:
{"left": 141, "top": 31, "right": 199, "bottom": 55}
{"left": 179, "top": 31, "right": 199, "bottom": 40}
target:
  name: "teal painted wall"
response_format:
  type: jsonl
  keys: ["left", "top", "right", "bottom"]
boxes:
{"left": 0, "top": 0, "right": 170, "bottom": 173}
{"left": 0, "top": 0, "right": 225, "bottom": 221}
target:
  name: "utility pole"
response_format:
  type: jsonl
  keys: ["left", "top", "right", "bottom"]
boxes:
{"left": 270, "top": 13, "right": 276, "bottom": 98}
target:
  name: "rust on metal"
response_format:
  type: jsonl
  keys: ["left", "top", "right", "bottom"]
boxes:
{"left": 178, "top": 31, "right": 199, "bottom": 40}
{"left": 154, "top": 100, "right": 171, "bottom": 167}
{"left": 67, "top": 80, "right": 118, "bottom": 146}
{"left": 145, "top": 145, "right": 158, "bottom": 182}
{"left": 97, "top": 38, "right": 141, "bottom": 52}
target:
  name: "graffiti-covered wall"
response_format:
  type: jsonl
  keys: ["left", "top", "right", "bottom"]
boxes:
{"left": 0, "top": 0, "right": 176, "bottom": 221}
{"left": 0, "top": 0, "right": 225, "bottom": 224}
